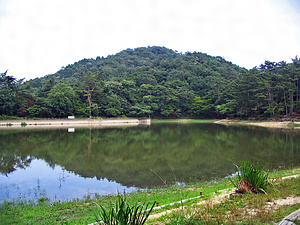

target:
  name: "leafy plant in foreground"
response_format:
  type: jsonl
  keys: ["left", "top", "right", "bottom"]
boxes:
{"left": 93, "top": 195, "right": 156, "bottom": 225}
{"left": 230, "top": 161, "right": 269, "bottom": 193}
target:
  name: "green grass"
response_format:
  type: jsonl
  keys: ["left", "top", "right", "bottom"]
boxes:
{"left": 0, "top": 167, "right": 299, "bottom": 225}
{"left": 288, "top": 122, "right": 300, "bottom": 128}
{"left": 0, "top": 179, "right": 233, "bottom": 224}
{"left": 0, "top": 115, "right": 22, "bottom": 120}
{"left": 268, "top": 166, "right": 300, "bottom": 179}
{"left": 158, "top": 176, "right": 300, "bottom": 225}
{"left": 151, "top": 119, "right": 215, "bottom": 124}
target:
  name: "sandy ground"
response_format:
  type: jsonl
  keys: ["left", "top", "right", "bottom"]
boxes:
{"left": 0, "top": 119, "right": 152, "bottom": 129}
{"left": 214, "top": 119, "right": 300, "bottom": 129}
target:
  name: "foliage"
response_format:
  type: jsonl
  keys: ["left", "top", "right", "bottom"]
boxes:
{"left": 0, "top": 71, "right": 35, "bottom": 117}
{"left": 0, "top": 115, "right": 22, "bottom": 120}
{"left": 47, "top": 82, "right": 78, "bottom": 117}
{"left": 2, "top": 46, "right": 299, "bottom": 119}
{"left": 24, "top": 46, "right": 246, "bottom": 118}
{"left": 230, "top": 161, "right": 270, "bottom": 193}
{"left": 93, "top": 195, "right": 156, "bottom": 225}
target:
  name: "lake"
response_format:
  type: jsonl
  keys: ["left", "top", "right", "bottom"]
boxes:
{"left": 0, "top": 123, "right": 299, "bottom": 203}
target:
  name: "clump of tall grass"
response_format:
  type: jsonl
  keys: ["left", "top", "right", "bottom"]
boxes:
{"left": 230, "top": 161, "right": 269, "bottom": 193}
{"left": 93, "top": 195, "right": 156, "bottom": 225}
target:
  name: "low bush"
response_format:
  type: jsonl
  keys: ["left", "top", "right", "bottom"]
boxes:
{"left": 93, "top": 195, "right": 156, "bottom": 225}
{"left": 0, "top": 115, "right": 22, "bottom": 120}
{"left": 230, "top": 161, "right": 269, "bottom": 193}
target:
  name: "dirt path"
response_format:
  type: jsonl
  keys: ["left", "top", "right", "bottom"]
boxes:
{"left": 148, "top": 187, "right": 235, "bottom": 220}
{"left": 148, "top": 175, "right": 300, "bottom": 221}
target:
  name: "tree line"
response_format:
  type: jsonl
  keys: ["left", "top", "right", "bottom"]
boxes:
{"left": 1, "top": 46, "right": 299, "bottom": 119}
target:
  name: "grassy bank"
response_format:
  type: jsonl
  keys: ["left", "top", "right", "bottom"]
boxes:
{"left": 1, "top": 167, "right": 299, "bottom": 224}
{"left": 0, "top": 181, "right": 232, "bottom": 224}
{"left": 153, "top": 176, "right": 300, "bottom": 225}
{"left": 151, "top": 119, "right": 215, "bottom": 124}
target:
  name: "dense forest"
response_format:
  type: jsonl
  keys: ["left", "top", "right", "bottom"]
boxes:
{"left": 1, "top": 46, "right": 299, "bottom": 119}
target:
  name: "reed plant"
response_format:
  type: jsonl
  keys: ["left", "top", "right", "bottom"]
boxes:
{"left": 230, "top": 161, "right": 269, "bottom": 193}
{"left": 93, "top": 195, "right": 156, "bottom": 225}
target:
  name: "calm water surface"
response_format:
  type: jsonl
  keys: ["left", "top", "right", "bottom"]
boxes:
{"left": 0, "top": 123, "right": 299, "bottom": 203}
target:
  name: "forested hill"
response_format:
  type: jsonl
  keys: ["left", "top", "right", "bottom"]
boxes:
{"left": 1, "top": 46, "right": 299, "bottom": 119}
{"left": 28, "top": 46, "right": 244, "bottom": 89}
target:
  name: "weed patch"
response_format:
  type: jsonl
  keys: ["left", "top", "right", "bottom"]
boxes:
{"left": 230, "top": 161, "right": 269, "bottom": 193}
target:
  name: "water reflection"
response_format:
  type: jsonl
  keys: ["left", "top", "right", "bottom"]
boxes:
{"left": 0, "top": 124, "right": 299, "bottom": 202}
{"left": 0, "top": 159, "right": 137, "bottom": 203}
{"left": 68, "top": 128, "right": 75, "bottom": 132}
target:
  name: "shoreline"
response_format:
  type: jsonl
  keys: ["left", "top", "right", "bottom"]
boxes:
{"left": 0, "top": 118, "right": 300, "bottom": 129}
{"left": 214, "top": 119, "right": 300, "bottom": 129}
{"left": 0, "top": 118, "right": 151, "bottom": 129}
{"left": 1, "top": 167, "right": 299, "bottom": 224}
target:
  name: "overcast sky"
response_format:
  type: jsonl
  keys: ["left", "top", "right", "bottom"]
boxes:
{"left": 1, "top": 0, "right": 300, "bottom": 80}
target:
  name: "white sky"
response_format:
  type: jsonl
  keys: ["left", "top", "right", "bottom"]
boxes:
{"left": 0, "top": 0, "right": 300, "bottom": 80}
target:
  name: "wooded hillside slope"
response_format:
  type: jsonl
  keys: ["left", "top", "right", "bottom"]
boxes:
{"left": 1, "top": 46, "right": 299, "bottom": 119}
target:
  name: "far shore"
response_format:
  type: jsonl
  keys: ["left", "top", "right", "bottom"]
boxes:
{"left": 0, "top": 118, "right": 151, "bottom": 129}
{"left": 214, "top": 119, "right": 300, "bottom": 129}
{"left": 153, "top": 118, "right": 300, "bottom": 129}
{"left": 0, "top": 118, "right": 299, "bottom": 129}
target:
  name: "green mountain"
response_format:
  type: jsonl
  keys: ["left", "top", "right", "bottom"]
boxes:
{"left": 28, "top": 46, "right": 245, "bottom": 90}
{"left": 2, "top": 46, "right": 299, "bottom": 119}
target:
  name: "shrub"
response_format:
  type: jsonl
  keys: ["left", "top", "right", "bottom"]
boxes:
{"left": 93, "top": 195, "right": 156, "bottom": 225}
{"left": 0, "top": 115, "right": 22, "bottom": 120}
{"left": 230, "top": 161, "right": 269, "bottom": 193}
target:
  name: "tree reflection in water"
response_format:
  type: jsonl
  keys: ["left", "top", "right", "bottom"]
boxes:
{"left": 0, "top": 124, "right": 299, "bottom": 201}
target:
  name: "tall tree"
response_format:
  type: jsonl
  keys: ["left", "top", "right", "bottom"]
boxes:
{"left": 0, "top": 71, "right": 17, "bottom": 116}
{"left": 81, "top": 71, "right": 103, "bottom": 118}
{"left": 47, "top": 82, "right": 78, "bottom": 118}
